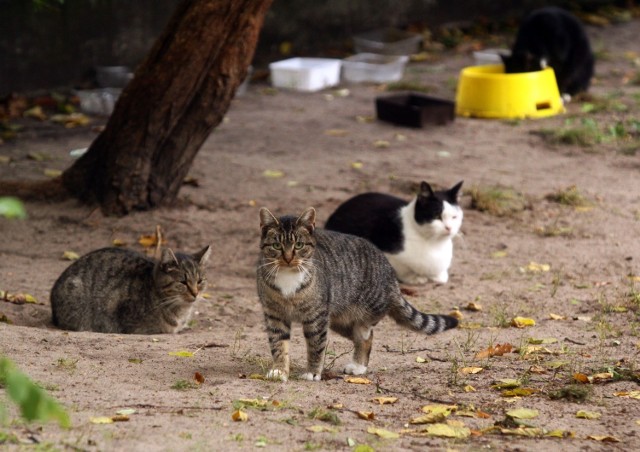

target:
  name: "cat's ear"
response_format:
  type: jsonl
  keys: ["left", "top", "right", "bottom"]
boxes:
{"left": 160, "top": 248, "right": 179, "bottom": 267}
{"left": 259, "top": 208, "right": 279, "bottom": 230}
{"left": 193, "top": 245, "right": 212, "bottom": 266}
{"left": 418, "top": 181, "right": 435, "bottom": 198}
{"left": 296, "top": 207, "right": 316, "bottom": 233}
{"left": 449, "top": 180, "right": 464, "bottom": 203}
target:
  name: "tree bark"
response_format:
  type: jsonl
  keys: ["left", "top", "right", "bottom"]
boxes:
{"left": 61, "top": 0, "right": 273, "bottom": 215}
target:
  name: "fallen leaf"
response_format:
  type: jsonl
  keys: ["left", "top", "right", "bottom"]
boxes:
{"left": 307, "top": 424, "right": 339, "bottom": 433}
{"left": 465, "top": 302, "right": 482, "bottom": 311}
{"left": 527, "top": 337, "right": 557, "bottom": 345}
{"left": 415, "top": 356, "right": 427, "bottom": 363}
{"left": 449, "top": 309, "right": 463, "bottom": 320}
{"left": 576, "top": 410, "right": 601, "bottom": 420}
{"left": 549, "top": 313, "right": 566, "bottom": 320}
{"left": 356, "top": 411, "right": 375, "bottom": 420}
{"left": 355, "top": 115, "right": 375, "bottom": 123}
{"left": 460, "top": 367, "right": 483, "bottom": 375}
{"left": 128, "top": 358, "right": 143, "bottom": 364}
{"left": 367, "top": 426, "right": 399, "bottom": 439}
{"left": 231, "top": 409, "right": 248, "bottom": 422}
{"left": 502, "top": 388, "right": 537, "bottom": 397}
{"left": 112, "top": 239, "right": 126, "bottom": 246}
{"left": 194, "top": 372, "right": 205, "bottom": 384}
{"left": 522, "top": 261, "right": 550, "bottom": 273}
{"left": 500, "top": 427, "right": 544, "bottom": 437}
{"left": 614, "top": 390, "right": 640, "bottom": 399}
{"left": 351, "top": 161, "right": 363, "bottom": 169}
{"left": 373, "top": 140, "right": 390, "bottom": 148}
{"left": 111, "top": 414, "right": 129, "bottom": 422}
{"left": 423, "top": 423, "right": 471, "bottom": 438}
{"left": 506, "top": 408, "right": 539, "bottom": 420}
{"left": 263, "top": 169, "right": 285, "bottom": 178}
{"left": 491, "top": 250, "right": 508, "bottom": 258}
{"left": 474, "top": 343, "right": 513, "bottom": 360}
{"left": 116, "top": 408, "right": 136, "bottom": 416}
{"left": 591, "top": 372, "right": 613, "bottom": 383}
{"left": 24, "top": 105, "right": 47, "bottom": 120}
{"left": 492, "top": 379, "right": 520, "bottom": 390}
{"left": 168, "top": 351, "right": 194, "bottom": 357}
{"left": 90, "top": 416, "right": 114, "bottom": 424}
{"left": 371, "top": 396, "right": 397, "bottom": 405}
{"left": 44, "top": 168, "right": 63, "bottom": 178}
{"left": 587, "top": 435, "right": 620, "bottom": 442}
{"left": 528, "top": 365, "right": 547, "bottom": 374}
{"left": 463, "top": 385, "right": 476, "bottom": 392}
{"left": 344, "top": 376, "right": 371, "bottom": 385}
{"left": 511, "top": 317, "right": 536, "bottom": 328}
{"left": 62, "top": 251, "right": 80, "bottom": 261}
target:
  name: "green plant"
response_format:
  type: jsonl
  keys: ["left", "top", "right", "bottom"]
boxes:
{"left": 171, "top": 379, "right": 197, "bottom": 390}
{"left": 0, "top": 197, "right": 26, "bottom": 219}
{"left": 0, "top": 356, "right": 70, "bottom": 427}
{"left": 469, "top": 185, "right": 529, "bottom": 217}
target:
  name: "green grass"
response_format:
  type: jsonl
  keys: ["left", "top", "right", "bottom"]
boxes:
{"left": 469, "top": 185, "right": 529, "bottom": 217}
{"left": 545, "top": 185, "right": 591, "bottom": 207}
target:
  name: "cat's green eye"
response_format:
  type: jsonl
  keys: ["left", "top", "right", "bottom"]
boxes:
{"left": 294, "top": 241, "right": 304, "bottom": 250}
{"left": 271, "top": 243, "right": 282, "bottom": 250}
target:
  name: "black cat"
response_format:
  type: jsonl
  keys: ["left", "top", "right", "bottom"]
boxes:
{"left": 501, "top": 6, "right": 594, "bottom": 97}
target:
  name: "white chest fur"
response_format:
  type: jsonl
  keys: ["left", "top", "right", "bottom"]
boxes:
{"left": 273, "top": 268, "right": 306, "bottom": 297}
{"left": 386, "top": 199, "right": 462, "bottom": 284}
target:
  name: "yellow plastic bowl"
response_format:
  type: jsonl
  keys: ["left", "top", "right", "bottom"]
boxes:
{"left": 455, "top": 65, "right": 565, "bottom": 119}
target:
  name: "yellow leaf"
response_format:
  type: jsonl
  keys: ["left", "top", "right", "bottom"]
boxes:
{"left": 90, "top": 416, "right": 114, "bottom": 424}
{"left": 138, "top": 235, "right": 158, "bottom": 247}
{"left": 573, "top": 373, "right": 590, "bottom": 383}
{"left": 44, "top": 168, "right": 63, "bottom": 178}
{"left": 576, "top": 410, "right": 601, "bottom": 420}
{"left": 463, "top": 385, "right": 476, "bottom": 393}
{"left": 501, "top": 427, "right": 544, "bottom": 437}
{"left": 465, "top": 302, "right": 482, "bottom": 311}
{"left": 344, "top": 376, "right": 371, "bottom": 384}
{"left": 502, "top": 388, "right": 537, "bottom": 397}
{"left": 355, "top": 115, "right": 374, "bottom": 123}
{"left": 263, "top": 169, "right": 285, "bottom": 178}
{"left": 527, "top": 337, "right": 557, "bottom": 345}
{"left": 528, "top": 365, "right": 546, "bottom": 374}
{"left": 549, "top": 313, "right": 565, "bottom": 320}
{"left": 460, "top": 367, "right": 483, "bottom": 375}
{"left": 356, "top": 411, "right": 375, "bottom": 420}
{"left": 424, "top": 423, "right": 470, "bottom": 438}
{"left": 449, "top": 309, "right": 463, "bottom": 320}
{"left": 351, "top": 161, "right": 363, "bottom": 169}
{"left": 588, "top": 435, "right": 620, "bottom": 442}
{"left": 112, "top": 239, "right": 126, "bottom": 246}
{"left": 506, "top": 408, "right": 538, "bottom": 420}
{"left": 491, "top": 250, "right": 507, "bottom": 258}
{"left": 492, "top": 379, "right": 520, "bottom": 390}
{"left": 474, "top": 343, "right": 513, "bottom": 360}
{"left": 410, "top": 413, "right": 447, "bottom": 424}
{"left": 116, "top": 408, "right": 136, "bottom": 416}
{"left": 62, "top": 251, "right": 80, "bottom": 261}
{"left": 522, "top": 261, "right": 550, "bottom": 273}
{"left": 168, "top": 351, "right": 194, "bottom": 357}
{"left": 324, "top": 129, "right": 349, "bottom": 137}
{"left": 307, "top": 425, "right": 339, "bottom": 433}
{"left": 614, "top": 390, "right": 640, "bottom": 399}
{"left": 591, "top": 372, "right": 613, "bottom": 383}
{"left": 24, "top": 105, "right": 47, "bottom": 120}
{"left": 415, "top": 356, "right": 427, "bottom": 363}
{"left": 545, "top": 429, "right": 574, "bottom": 438}
{"left": 373, "top": 140, "right": 390, "bottom": 148}
{"left": 367, "top": 427, "right": 399, "bottom": 439}
{"left": 371, "top": 396, "right": 397, "bottom": 405}
{"left": 421, "top": 404, "right": 456, "bottom": 415}
{"left": 232, "top": 409, "right": 248, "bottom": 422}
{"left": 511, "top": 316, "right": 536, "bottom": 328}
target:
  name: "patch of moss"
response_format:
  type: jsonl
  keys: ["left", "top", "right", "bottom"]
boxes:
{"left": 469, "top": 185, "right": 529, "bottom": 217}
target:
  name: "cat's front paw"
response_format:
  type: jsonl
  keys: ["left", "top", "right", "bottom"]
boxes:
{"left": 431, "top": 271, "right": 449, "bottom": 284}
{"left": 299, "top": 372, "right": 321, "bottom": 381}
{"left": 400, "top": 274, "right": 429, "bottom": 285}
{"left": 266, "top": 368, "right": 289, "bottom": 382}
{"left": 344, "top": 362, "right": 367, "bottom": 375}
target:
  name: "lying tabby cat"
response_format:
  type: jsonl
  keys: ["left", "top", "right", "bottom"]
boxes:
{"left": 51, "top": 245, "right": 211, "bottom": 334}
{"left": 256, "top": 207, "right": 458, "bottom": 381}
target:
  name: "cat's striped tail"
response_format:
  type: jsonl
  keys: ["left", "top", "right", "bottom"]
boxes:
{"left": 388, "top": 296, "right": 458, "bottom": 334}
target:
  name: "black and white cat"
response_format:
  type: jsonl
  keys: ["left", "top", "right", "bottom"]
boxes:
{"left": 501, "top": 6, "right": 594, "bottom": 97}
{"left": 325, "top": 181, "right": 463, "bottom": 285}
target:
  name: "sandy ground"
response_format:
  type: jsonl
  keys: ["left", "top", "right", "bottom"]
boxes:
{"left": 1, "top": 19, "right": 640, "bottom": 452}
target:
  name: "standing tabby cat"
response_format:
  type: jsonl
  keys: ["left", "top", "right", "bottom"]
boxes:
{"left": 256, "top": 207, "right": 458, "bottom": 381}
{"left": 326, "top": 181, "right": 463, "bottom": 284}
{"left": 51, "top": 246, "right": 211, "bottom": 334}
{"left": 501, "top": 6, "right": 594, "bottom": 97}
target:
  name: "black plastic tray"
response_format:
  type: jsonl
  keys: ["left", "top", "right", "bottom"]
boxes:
{"left": 376, "top": 93, "right": 455, "bottom": 128}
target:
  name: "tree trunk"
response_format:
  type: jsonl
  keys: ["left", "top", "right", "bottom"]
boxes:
{"left": 62, "top": 0, "right": 273, "bottom": 215}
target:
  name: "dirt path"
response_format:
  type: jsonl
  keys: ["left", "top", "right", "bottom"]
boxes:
{"left": 1, "top": 19, "right": 640, "bottom": 451}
